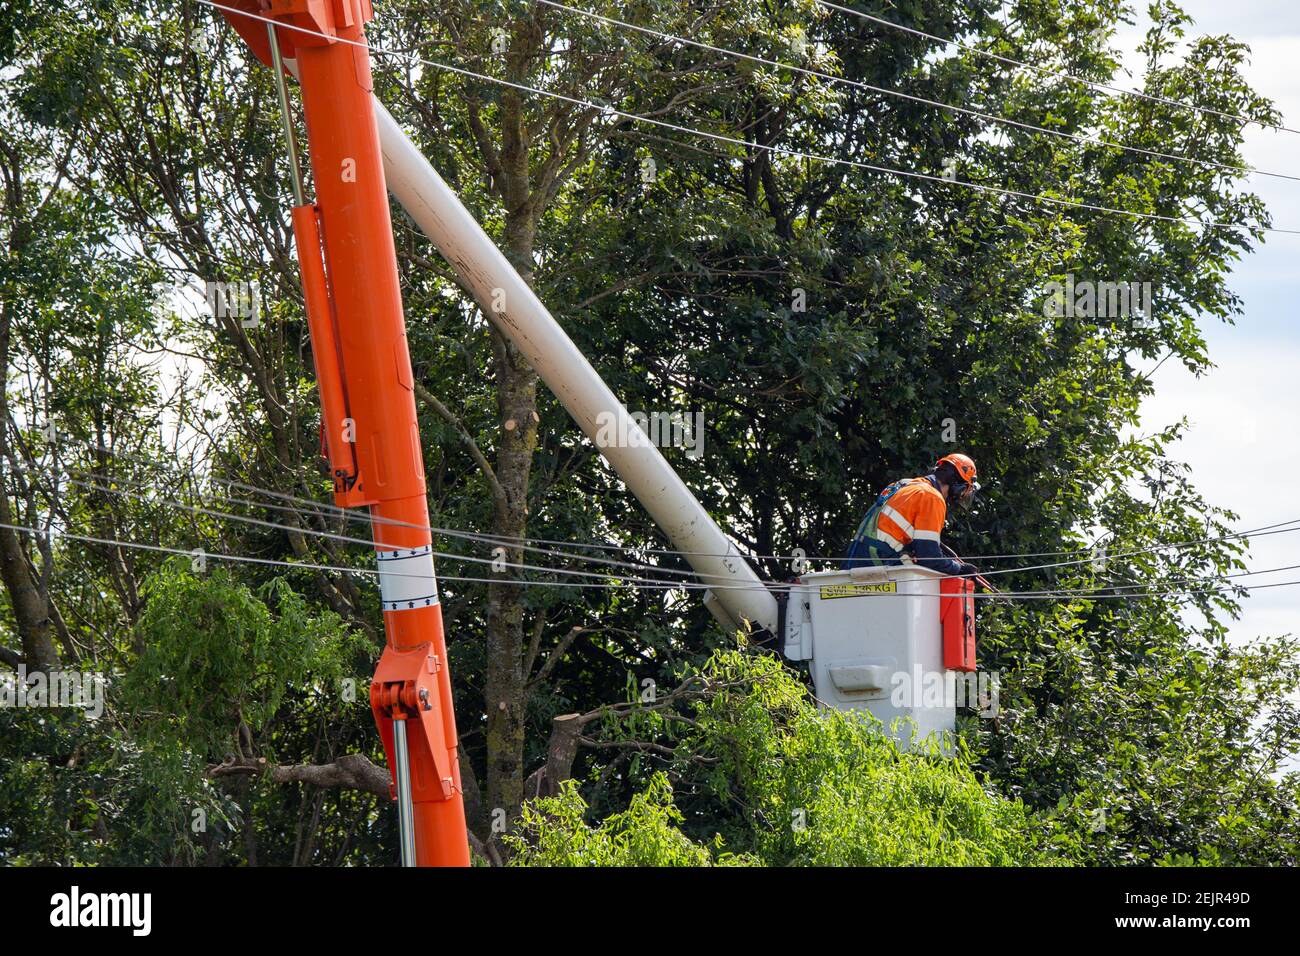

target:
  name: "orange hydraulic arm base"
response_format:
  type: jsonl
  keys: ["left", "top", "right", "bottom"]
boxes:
{"left": 220, "top": 0, "right": 469, "bottom": 866}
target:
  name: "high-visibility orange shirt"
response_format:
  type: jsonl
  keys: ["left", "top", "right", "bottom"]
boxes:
{"left": 874, "top": 477, "right": 947, "bottom": 555}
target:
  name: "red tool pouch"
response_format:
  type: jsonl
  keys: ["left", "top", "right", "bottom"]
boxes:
{"left": 941, "top": 576, "right": 976, "bottom": 672}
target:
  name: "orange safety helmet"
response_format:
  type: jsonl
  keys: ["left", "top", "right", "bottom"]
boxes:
{"left": 937, "top": 453, "right": 977, "bottom": 484}
{"left": 935, "top": 453, "right": 979, "bottom": 507}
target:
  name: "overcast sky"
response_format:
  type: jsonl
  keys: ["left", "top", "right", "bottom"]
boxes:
{"left": 1107, "top": 2, "right": 1300, "bottom": 653}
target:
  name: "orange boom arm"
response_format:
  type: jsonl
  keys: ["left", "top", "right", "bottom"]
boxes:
{"left": 218, "top": 0, "right": 468, "bottom": 866}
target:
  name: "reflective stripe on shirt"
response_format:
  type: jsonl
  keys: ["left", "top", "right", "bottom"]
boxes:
{"left": 880, "top": 503, "right": 915, "bottom": 538}
{"left": 875, "top": 528, "right": 905, "bottom": 553}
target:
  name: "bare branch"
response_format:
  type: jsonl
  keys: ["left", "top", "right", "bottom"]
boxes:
{"left": 414, "top": 381, "right": 509, "bottom": 514}
{"left": 527, "top": 621, "right": 582, "bottom": 688}
{"left": 208, "top": 754, "right": 391, "bottom": 798}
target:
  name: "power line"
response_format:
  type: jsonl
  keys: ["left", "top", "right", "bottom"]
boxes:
{"left": 7, "top": 515, "right": 1300, "bottom": 603}
{"left": 534, "top": 0, "right": 1300, "bottom": 183}
{"left": 956, "top": 519, "right": 1298, "bottom": 581}
{"left": 194, "top": 1, "right": 1299, "bottom": 236}
{"left": 17, "top": 453, "right": 1300, "bottom": 600}
{"left": 813, "top": 0, "right": 1300, "bottom": 136}
{"left": 51, "top": 446, "right": 715, "bottom": 580}
{"left": 203, "top": 470, "right": 1300, "bottom": 580}
{"left": 1044, "top": 560, "right": 1300, "bottom": 598}
{"left": 56, "top": 440, "right": 1300, "bottom": 577}
{"left": 18, "top": 465, "right": 705, "bottom": 590}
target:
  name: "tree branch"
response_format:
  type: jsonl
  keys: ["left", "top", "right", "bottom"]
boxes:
{"left": 414, "top": 381, "right": 509, "bottom": 515}
{"left": 208, "top": 754, "right": 391, "bottom": 798}
{"left": 527, "top": 620, "right": 583, "bottom": 689}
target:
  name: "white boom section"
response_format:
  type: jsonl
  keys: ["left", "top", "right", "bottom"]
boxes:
{"left": 371, "top": 98, "right": 779, "bottom": 634}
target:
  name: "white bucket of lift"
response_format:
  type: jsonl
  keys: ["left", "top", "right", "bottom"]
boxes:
{"left": 784, "top": 564, "right": 955, "bottom": 747}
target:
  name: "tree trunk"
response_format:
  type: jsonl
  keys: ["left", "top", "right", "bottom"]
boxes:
{"left": 524, "top": 713, "right": 585, "bottom": 799}
{"left": 0, "top": 224, "right": 59, "bottom": 672}
{"left": 0, "top": 494, "right": 59, "bottom": 672}
{"left": 481, "top": 77, "right": 543, "bottom": 821}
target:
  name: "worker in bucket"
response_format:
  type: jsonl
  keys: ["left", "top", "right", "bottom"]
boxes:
{"left": 842, "top": 453, "right": 980, "bottom": 576}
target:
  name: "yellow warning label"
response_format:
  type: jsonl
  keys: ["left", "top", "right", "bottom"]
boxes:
{"left": 819, "top": 582, "right": 898, "bottom": 599}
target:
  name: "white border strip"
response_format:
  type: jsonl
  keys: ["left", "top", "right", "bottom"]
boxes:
{"left": 377, "top": 545, "right": 440, "bottom": 611}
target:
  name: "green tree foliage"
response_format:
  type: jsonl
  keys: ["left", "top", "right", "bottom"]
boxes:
{"left": 0, "top": 705, "right": 237, "bottom": 865}
{"left": 982, "top": 605, "right": 1300, "bottom": 864}
{"left": 508, "top": 775, "right": 754, "bottom": 866}
{"left": 124, "top": 559, "right": 365, "bottom": 758}
{"left": 1, "top": 0, "right": 1297, "bottom": 865}
{"left": 509, "top": 649, "right": 1052, "bottom": 866}
{"left": 0, "top": 561, "right": 371, "bottom": 865}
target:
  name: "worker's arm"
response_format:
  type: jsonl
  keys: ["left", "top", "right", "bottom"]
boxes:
{"left": 907, "top": 489, "right": 968, "bottom": 575}
{"left": 911, "top": 536, "right": 966, "bottom": 575}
